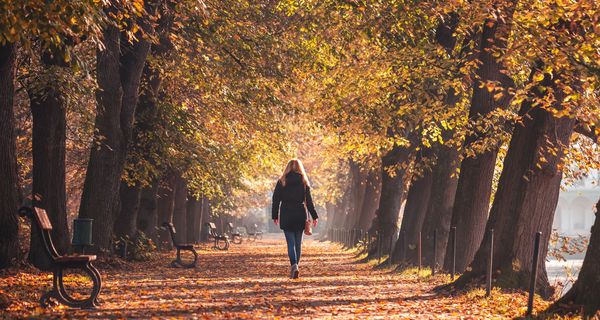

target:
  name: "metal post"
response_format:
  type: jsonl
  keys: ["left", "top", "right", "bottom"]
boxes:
{"left": 451, "top": 227, "right": 456, "bottom": 280}
{"left": 486, "top": 229, "right": 494, "bottom": 297}
{"left": 527, "top": 232, "right": 542, "bottom": 316}
{"left": 432, "top": 229, "right": 437, "bottom": 276}
{"left": 418, "top": 231, "right": 422, "bottom": 271}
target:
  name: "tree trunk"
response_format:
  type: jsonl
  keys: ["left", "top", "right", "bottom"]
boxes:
{"left": 113, "top": 182, "right": 142, "bottom": 240}
{"left": 200, "top": 197, "right": 210, "bottom": 241}
{"left": 0, "top": 43, "right": 19, "bottom": 269}
{"left": 455, "top": 72, "right": 576, "bottom": 298}
{"left": 77, "top": 25, "right": 150, "bottom": 253}
{"left": 355, "top": 168, "right": 381, "bottom": 231}
{"left": 371, "top": 144, "right": 413, "bottom": 255}
{"left": 137, "top": 183, "right": 159, "bottom": 242}
{"left": 172, "top": 175, "right": 187, "bottom": 243}
{"left": 393, "top": 165, "right": 433, "bottom": 264}
{"left": 156, "top": 176, "right": 176, "bottom": 249}
{"left": 550, "top": 198, "right": 600, "bottom": 316}
{"left": 28, "top": 52, "right": 70, "bottom": 270}
{"left": 421, "top": 146, "right": 460, "bottom": 268}
{"left": 325, "top": 202, "right": 336, "bottom": 232}
{"left": 447, "top": 2, "right": 518, "bottom": 272}
{"left": 186, "top": 195, "right": 202, "bottom": 243}
{"left": 344, "top": 160, "right": 367, "bottom": 229}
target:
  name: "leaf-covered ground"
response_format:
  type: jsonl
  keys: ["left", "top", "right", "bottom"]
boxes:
{"left": 1, "top": 235, "right": 561, "bottom": 319}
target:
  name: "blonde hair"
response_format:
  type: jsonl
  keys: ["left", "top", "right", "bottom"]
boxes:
{"left": 279, "top": 159, "right": 311, "bottom": 187}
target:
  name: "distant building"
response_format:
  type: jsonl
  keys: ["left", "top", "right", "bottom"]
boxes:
{"left": 553, "top": 170, "right": 600, "bottom": 236}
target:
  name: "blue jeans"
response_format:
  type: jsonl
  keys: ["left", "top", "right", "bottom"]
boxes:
{"left": 283, "top": 230, "right": 303, "bottom": 266}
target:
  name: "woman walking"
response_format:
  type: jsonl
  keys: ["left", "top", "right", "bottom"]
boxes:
{"left": 272, "top": 159, "right": 318, "bottom": 279}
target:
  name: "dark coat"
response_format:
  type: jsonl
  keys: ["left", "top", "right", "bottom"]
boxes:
{"left": 271, "top": 172, "right": 319, "bottom": 231}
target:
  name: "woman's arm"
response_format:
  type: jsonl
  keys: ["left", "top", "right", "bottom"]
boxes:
{"left": 305, "top": 186, "right": 319, "bottom": 220}
{"left": 271, "top": 180, "right": 282, "bottom": 221}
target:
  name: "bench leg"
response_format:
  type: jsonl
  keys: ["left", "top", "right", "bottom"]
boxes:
{"left": 175, "top": 248, "right": 198, "bottom": 268}
{"left": 53, "top": 265, "right": 101, "bottom": 309}
{"left": 216, "top": 239, "right": 229, "bottom": 251}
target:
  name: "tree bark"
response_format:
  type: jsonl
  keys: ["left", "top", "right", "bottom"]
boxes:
{"left": 28, "top": 51, "right": 70, "bottom": 270}
{"left": 137, "top": 183, "right": 159, "bottom": 242}
{"left": 113, "top": 182, "right": 142, "bottom": 240}
{"left": 77, "top": 25, "right": 150, "bottom": 253}
{"left": 455, "top": 71, "right": 576, "bottom": 298}
{"left": 200, "top": 197, "right": 211, "bottom": 241}
{"left": 172, "top": 175, "right": 188, "bottom": 243}
{"left": 325, "top": 202, "right": 336, "bottom": 233}
{"left": 371, "top": 144, "right": 413, "bottom": 255}
{"left": 421, "top": 146, "right": 460, "bottom": 268}
{"left": 186, "top": 195, "right": 202, "bottom": 243}
{"left": 392, "top": 164, "right": 433, "bottom": 264}
{"left": 448, "top": 1, "right": 518, "bottom": 272}
{"left": 157, "top": 176, "right": 176, "bottom": 249}
{"left": 344, "top": 160, "right": 367, "bottom": 229}
{"left": 550, "top": 198, "right": 600, "bottom": 316}
{"left": 0, "top": 43, "right": 19, "bottom": 269}
{"left": 355, "top": 167, "right": 381, "bottom": 231}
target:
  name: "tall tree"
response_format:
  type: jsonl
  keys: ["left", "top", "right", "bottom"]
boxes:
{"left": 420, "top": 146, "right": 459, "bottom": 267}
{"left": 172, "top": 174, "right": 188, "bottom": 243}
{"left": 186, "top": 196, "right": 202, "bottom": 243}
{"left": 371, "top": 140, "right": 414, "bottom": 254}
{"left": 550, "top": 198, "right": 600, "bottom": 316}
{"left": 113, "top": 181, "right": 142, "bottom": 240}
{"left": 27, "top": 50, "right": 70, "bottom": 269}
{"left": 355, "top": 167, "right": 381, "bottom": 231}
{"left": 78, "top": 9, "right": 152, "bottom": 252}
{"left": 448, "top": 0, "right": 518, "bottom": 272}
{"left": 0, "top": 43, "right": 19, "bottom": 268}
{"left": 392, "top": 155, "right": 433, "bottom": 264}
{"left": 137, "top": 183, "right": 159, "bottom": 241}
{"left": 454, "top": 70, "right": 578, "bottom": 297}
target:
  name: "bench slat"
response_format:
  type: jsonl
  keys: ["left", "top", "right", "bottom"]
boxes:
{"left": 34, "top": 207, "right": 53, "bottom": 230}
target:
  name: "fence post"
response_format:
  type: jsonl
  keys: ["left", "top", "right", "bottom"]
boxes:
{"left": 527, "top": 232, "right": 542, "bottom": 316}
{"left": 451, "top": 226, "right": 456, "bottom": 280}
{"left": 486, "top": 229, "right": 494, "bottom": 297}
{"left": 432, "top": 229, "right": 437, "bottom": 276}
{"left": 418, "top": 231, "right": 422, "bottom": 271}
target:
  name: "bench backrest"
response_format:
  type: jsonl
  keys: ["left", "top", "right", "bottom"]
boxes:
{"left": 207, "top": 222, "right": 218, "bottom": 236}
{"left": 162, "top": 222, "right": 178, "bottom": 245}
{"left": 19, "top": 207, "right": 60, "bottom": 261}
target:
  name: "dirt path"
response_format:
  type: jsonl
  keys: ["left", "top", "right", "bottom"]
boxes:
{"left": 1, "top": 235, "right": 550, "bottom": 319}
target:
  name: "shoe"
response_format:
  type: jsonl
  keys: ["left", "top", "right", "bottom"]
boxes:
{"left": 292, "top": 264, "right": 299, "bottom": 279}
{"left": 290, "top": 265, "right": 295, "bottom": 278}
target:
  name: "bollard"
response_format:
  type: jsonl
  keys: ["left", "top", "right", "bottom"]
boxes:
{"left": 486, "top": 229, "right": 494, "bottom": 297}
{"left": 451, "top": 227, "right": 456, "bottom": 280}
{"left": 527, "top": 232, "right": 542, "bottom": 316}
{"left": 418, "top": 231, "right": 422, "bottom": 271}
{"left": 432, "top": 229, "right": 437, "bottom": 276}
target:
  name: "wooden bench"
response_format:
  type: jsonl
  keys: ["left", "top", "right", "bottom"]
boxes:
{"left": 206, "top": 223, "right": 229, "bottom": 250}
{"left": 19, "top": 207, "right": 102, "bottom": 309}
{"left": 226, "top": 222, "right": 243, "bottom": 244}
{"left": 162, "top": 222, "right": 198, "bottom": 268}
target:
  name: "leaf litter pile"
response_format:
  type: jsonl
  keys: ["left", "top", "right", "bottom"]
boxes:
{"left": 1, "top": 236, "right": 555, "bottom": 319}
